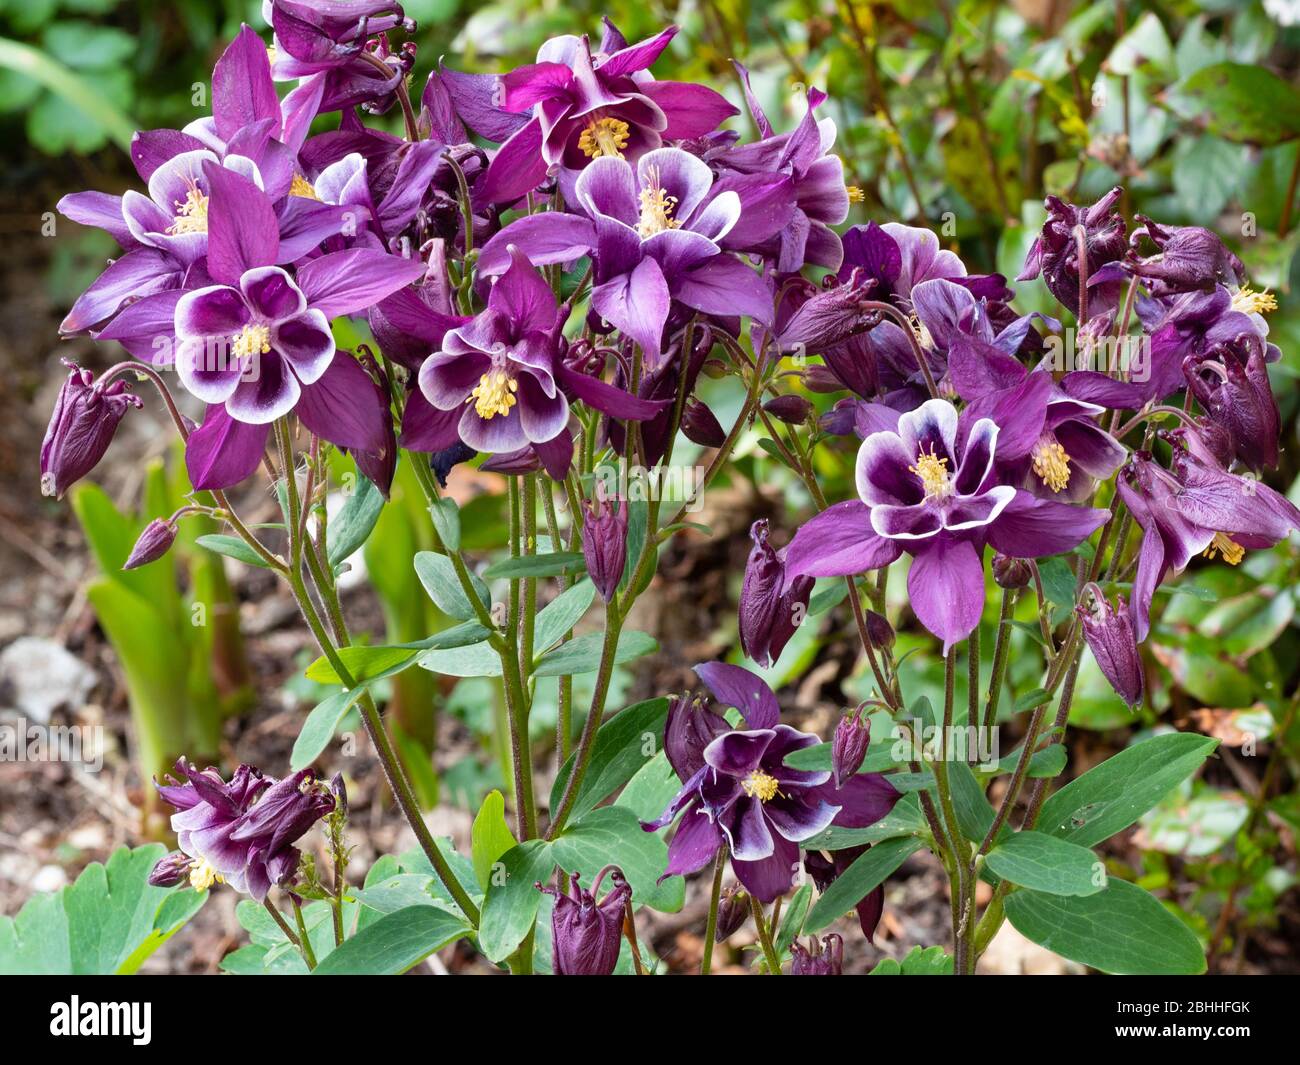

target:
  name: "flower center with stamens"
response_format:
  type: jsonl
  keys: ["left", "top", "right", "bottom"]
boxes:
{"left": 188, "top": 857, "right": 223, "bottom": 892}
{"left": 909, "top": 444, "right": 951, "bottom": 500}
{"left": 909, "top": 312, "right": 933, "bottom": 350}
{"left": 845, "top": 184, "right": 865, "bottom": 203}
{"left": 231, "top": 323, "right": 271, "bottom": 360}
{"left": 1230, "top": 285, "right": 1277, "bottom": 316}
{"left": 1031, "top": 435, "right": 1072, "bottom": 493}
{"left": 578, "top": 116, "right": 631, "bottom": 159}
{"left": 741, "top": 769, "right": 781, "bottom": 803}
{"left": 637, "top": 171, "right": 681, "bottom": 238}
{"left": 469, "top": 369, "right": 518, "bottom": 419}
{"left": 290, "top": 173, "right": 320, "bottom": 200}
{"left": 167, "top": 180, "right": 209, "bottom": 235}
{"left": 1204, "top": 531, "right": 1245, "bottom": 565}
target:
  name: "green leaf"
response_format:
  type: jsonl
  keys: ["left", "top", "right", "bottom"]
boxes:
{"left": 418, "top": 640, "right": 503, "bottom": 678}
{"left": 950, "top": 760, "right": 1000, "bottom": 844}
{"left": 291, "top": 688, "right": 357, "bottom": 771}
{"left": 808, "top": 580, "right": 849, "bottom": 616}
{"left": 984, "top": 831, "right": 1104, "bottom": 896}
{"left": 427, "top": 496, "right": 461, "bottom": 552}
{"left": 1004, "top": 879, "right": 1206, "bottom": 974}
{"left": 774, "top": 883, "right": 812, "bottom": 955}
{"left": 552, "top": 806, "right": 683, "bottom": 913}
{"left": 311, "top": 905, "right": 471, "bottom": 975}
{"left": 550, "top": 697, "right": 670, "bottom": 821}
{"left": 1036, "top": 556, "right": 1077, "bottom": 621}
{"left": 1167, "top": 62, "right": 1300, "bottom": 146}
{"left": 0, "top": 845, "right": 206, "bottom": 975}
{"left": 471, "top": 790, "right": 517, "bottom": 892}
{"left": 870, "top": 944, "right": 954, "bottom": 975}
{"left": 328, "top": 475, "right": 385, "bottom": 566}
{"left": 483, "top": 551, "right": 586, "bottom": 579}
{"left": 1037, "top": 732, "right": 1219, "bottom": 848}
{"left": 477, "top": 839, "right": 555, "bottom": 962}
{"left": 533, "top": 580, "right": 596, "bottom": 652}
{"left": 532, "top": 630, "right": 658, "bottom": 678}
{"left": 1014, "top": 688, "right": 1052, "bottom": 713}
{"left": 303, "top": 623, "right": 491, "bottom": 683}
{"left": 0, "top": 37, "right": 134, "bottom": 150}
{"left": 804, "top": 836, "right": 924, "bottom": 934}
{"left": 194, "top": 534, "right": 275, "bottom": 569}
{"left": 414, "top": 551, "right": 490, "bottom": 621}
{"left": 42, "top": 22, "right": 135, "bottom": 68}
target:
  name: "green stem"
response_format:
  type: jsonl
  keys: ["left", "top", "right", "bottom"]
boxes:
{"left": 290, "top": 897, "right": 317, "bottom": 970}
{"left": 701, "top": 853, "right": 726, "bottom": 975}
{"left": 749, "top": 893, "right": 783, "bottom": 975}
{"left": 982, "top": 589, "right": 1017, "bottom": 732}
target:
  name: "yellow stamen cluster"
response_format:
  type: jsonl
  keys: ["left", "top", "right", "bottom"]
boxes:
{"left": 846, "top": 184, "right": 865, "bottom": 203}
{"left": 909, "top": 444, "right": 951, "bottom": 500}
{"left": 741, "top": 769, "right": 781, "bottom": 803}
{"left": 578, "top": 116, "right": 631, "bottom": 159}
{"left": 1231, "top": 285, "right": 1278, "bottom": 316}
{"left": 188, "top": 857, "right": 223, "bottom": 892}
{"left": 167, "top": 181, "right": 209, "bottom": 235}
{"left": 290, "top": 173, "right": 320, "bottom": 200}
{"left": 1204, "top": 532, "right": 1245, "bottom": 566}
{"left": 231, "top": 323, "right": 271, "bottom": 360}
{"left": 637, "top": 169, "right": 681, "bottom": 237}
{"left": 1031, "top": 436, "right": 1072, "bottom": 494}
{"left": 469, "top": 370, "right": 518, "bottom": 419}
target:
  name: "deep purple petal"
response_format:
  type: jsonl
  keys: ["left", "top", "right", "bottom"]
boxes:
{"left": 185, "top": 403, "right": 270, "bottom": 490}
{"left": 907, "top": 536, "right": 986, "bottom": 654}
{"left": 694, "top": 662, "right": 781, "bottom": 730}
{"left": 785, "top": 500, "right": 903, "bottom": 577}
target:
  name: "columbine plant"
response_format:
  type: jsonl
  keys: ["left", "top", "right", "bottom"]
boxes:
{"left": 37, "top": 7, "right": 1295, "bottom": 976}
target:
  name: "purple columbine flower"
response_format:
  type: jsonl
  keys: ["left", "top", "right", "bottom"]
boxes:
{"left": 582, "top": 490, "right": 628, "bottom": 601}
{"left": 1184, "top": 334, "right": 1280, "bottom": 472}
{"left": 476, "top": 147, "right": 773, "bottom": 364}
{"left": 642, "top": 663, "right": 901, "bottom": 903}
{"left": 537, "top": 866, "right": 631, "bottom": 976}
{"left": 448, "top": 22, "right": 735, "bottom": 205}
{"left": 40, "top": 361, "right": 142, "bottom": 499}
{"left": 153, "top": 758, "right": 334, "bottom": 900}
{"left": 1125, "top": 215, "right": 1244, "bottom": 297}
{"left": 1017, "top": 187, "right": 1127, "bottom": 321}
{"left": 785, "top": 398, "right": 1109, "bottom": 651}
{"left": 1116, "top": 443, "right": 1300, "bottom": 642}
{"left": 1077, "top": 584, "right": 1143, "bottom": 707}
{"left": 789, "top": 933, "right": 843, "bottom": 975}
{"left": 738, "top": 519, "right": 814, "bottom": 667}
{"left": 949, "top": 338, "right": 1126, "bottom": 501}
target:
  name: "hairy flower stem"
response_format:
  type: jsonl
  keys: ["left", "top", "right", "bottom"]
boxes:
{"left": 857, "top": 300, "right": 940, "bottom": 399}
{"left": 358, "top": 48, "right": 417, "bottom": 141}
{"left": 701, "top": 852, "right": 726, "bottom": 975}
{"left": 291, "top": 896, "right": 317, "bottom": 970}
{"left": 749, "top": 893, "right": 783, "bottom": 974}
{"left": 982, "top": 589, "right": 1017, "bottom": 731}
{"left": 934, "top": 650, "right": 974, "bottom": 974}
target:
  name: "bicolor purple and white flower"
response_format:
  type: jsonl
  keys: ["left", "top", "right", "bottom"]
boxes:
{"left": 785, "top": 398, "right": 1109, "bottom": 650}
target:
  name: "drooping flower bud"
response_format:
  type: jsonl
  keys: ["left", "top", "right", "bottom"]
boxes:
{"left": 123, "top": 518, "right": 178, "bottom": 570}
{"left": 1078, "top": 585, "right": 1143, "bottom": 707}
{"left": 581, "top": 492, "right": 627, "bottom": 602}
{"left": 330, "top": 772, "right": 348, "bottom": 818}
{"left": 1184, "top": 340, "right": 1280, "bottom": 472}
{"left": 801, "top": 364, "right": 845, "bottom": 393}
{"left": 680, "top": 396, "right": 726, "bottom": 448}
{"left": 831, "top": 708, "right": 872, "bottom": 788}
{"left": 148, "top": 851, "right": 191, "bottom": 888}
{"left": 863, "top": 609, "right": 895, "bottom": 650}
{"left": 539, "top": 867, "right": 631, "bottom": 976}
{"left": 40, "top": 361, "right": 142, "bottom": 499}
{"left": 739, "top": 519, "right": 814, "bottom": 667}
{"left": 714, "top": 886, "right": 749, "bottom": 942}
{"left": 789, "top": 933, "right": 843, "bottom": 975}
{"left": 762, "top": 394, "right": 814, "bottom": 425}
{"left": 1017, "top": 187, "right": 1126, "bottom": 317}
{"left": 992, "top": 553, "right": 1032, "bottom": 590}
{"left": 664, "top": 692, "right": 728, "bottom": 781}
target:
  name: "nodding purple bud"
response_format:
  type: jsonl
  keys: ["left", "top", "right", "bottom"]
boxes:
{"left": 864, "top": 609, "right": 895, "bottom": 650}
{"left": 714, "top": 886, "right": 749, "bottom": 942}
{"left": 148, "top": 851, "right": 190, "bottom": 888}
{"left": 762, "top": 394, "right": 814, "bottom": 425}
{"left": 701, "top": 358, "right": 729, "bottom": 380}
{"left": 992, "top": 553, "right": 1032, "bottom": 590}
{"left": 123, "top": 518, "right": 178, "bottom": 571}
{"left": 330, "top": 773, "right": 348, "bottom": 818}
{"left": 680, "top": 396, "right": 726, "bottom": 448}
{"left": 1183, "top": 342, "right": 1280, "bottom": 472}
{"left": 664, "top": 692, "right": 728, "bottom": 781}
{"left": 538, "top": 867, "right": 631, "bottom": 976}
{"left": 790, "top": 933, "right": 843, "bottom": 975}
{"left": 582, "top": 493, "right": 627, "bottom": 602}
{"left": 40, "top": 361, "right": 142, "bottom": 499}
{"left": 1017, "top": 187, "right": 1125, "bottom": 315}
{"left": 831, "top": 709, "right": 872, "bottom": 788}
{"left": 802, "top": 364, "right": 845, "bottom": 393}
{"left": 1077, "top": 586, "right": 1143, "bottom": 707}
{"left": 739, "top": 520, "right": 814, "bottom": 667}
{"left": 1126, "top": 214, "right": 1244, "bottom": 297}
